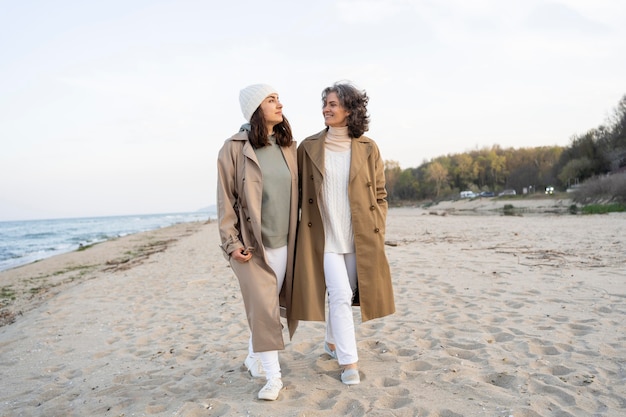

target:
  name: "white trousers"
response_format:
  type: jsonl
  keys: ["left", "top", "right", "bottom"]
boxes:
{"left": 324, "top": 252, "right": 359, "bottom": 365}
{"left": 248, "top": 245, "right": 287, "bottom": 380}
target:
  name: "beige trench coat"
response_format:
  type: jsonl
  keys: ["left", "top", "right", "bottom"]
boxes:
{"left": 217, "top": 131, "right": 299, "bottom": 352}
{"left": 292, "top": 130, "right": 395, "bottom": 323}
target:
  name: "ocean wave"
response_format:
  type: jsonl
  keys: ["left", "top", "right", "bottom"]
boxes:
{"left": 0, "top": 211, "right": 213, "bottom": 272}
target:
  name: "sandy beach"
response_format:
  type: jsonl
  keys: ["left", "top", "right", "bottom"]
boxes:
{"left": 1, "top": 199, "right": 625, "bottom": 417}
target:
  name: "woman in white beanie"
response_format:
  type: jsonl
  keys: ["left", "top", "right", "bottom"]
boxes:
{"left": 217, "top": 84, "right": 298, "bottom": 401}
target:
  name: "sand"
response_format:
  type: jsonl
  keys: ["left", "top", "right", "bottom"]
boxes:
{"left": 1, "top": 199, "right": 625, "bottom": 417}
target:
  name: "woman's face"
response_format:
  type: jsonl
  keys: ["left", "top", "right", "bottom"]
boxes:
{"left": 260, "top": 94, "right": 283, "bottom": 132}
{"left": 323, "top": 92, "right": 349, "bottom": 127}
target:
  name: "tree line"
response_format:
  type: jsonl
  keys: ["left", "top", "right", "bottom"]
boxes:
{"left": 384, "top": 94, "right": 626, "bottom": 202}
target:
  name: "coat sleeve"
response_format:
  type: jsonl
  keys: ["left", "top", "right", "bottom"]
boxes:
{"left": 217, "top": 141, "right": 245, "bottom": 259}
{"left": 373, "top": 142, "right": 388, "bottom": 219}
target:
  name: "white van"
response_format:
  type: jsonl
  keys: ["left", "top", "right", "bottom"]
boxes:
{"left": 460, "top": 191, "right": 477, "bottom": 199}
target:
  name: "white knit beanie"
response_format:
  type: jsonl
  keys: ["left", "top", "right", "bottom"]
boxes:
{"left": 239, "top": 84, "right": 278, "bottom": 122}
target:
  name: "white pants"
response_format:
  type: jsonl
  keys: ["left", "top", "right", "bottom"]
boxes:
{"left": 248, "top": 245, "right": 287, "bottom": 380}
{"left": 324, "top": 252, "right": 358, "bottom": 365}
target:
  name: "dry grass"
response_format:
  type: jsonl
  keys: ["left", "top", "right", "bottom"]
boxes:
{"left": 572, "top": 172, "right": 626, "bottom": 204}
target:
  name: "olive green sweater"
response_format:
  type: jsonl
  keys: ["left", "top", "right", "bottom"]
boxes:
{"left": 254, "top": 136, "right": 291, "bottom": 248}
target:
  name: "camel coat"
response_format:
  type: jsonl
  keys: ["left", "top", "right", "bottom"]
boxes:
{"left": 292, "top": 130, "right": 395, "bottom": 323}
{"left": 217, "top": 130, "right": 299, "bottom": 352}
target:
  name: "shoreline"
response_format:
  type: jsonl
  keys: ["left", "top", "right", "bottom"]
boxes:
{"left": 0, "top": 211, "right": 214, "bottom": 273}
{"left": 0, "top": 220, "right": 208, "bottom": 327}
{"left": 1, "top": 201, "right": 625, "bottom": 416}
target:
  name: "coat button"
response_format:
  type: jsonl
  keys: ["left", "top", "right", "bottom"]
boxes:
{"left": 374, "top": 227, "right": 380, "bottom": 233}
{"left": 370, "top": 205, "right": 375, "bottom": 210}
{"left": 367, "top": 182, "right": 372, "bottom": 187}
{"left": 308, "top": 222, "right": 312, "bottom": 227}
{"left": 309, "top": 198, "right": 313, "bottom": 204}
{"left": 246, "top": 217, "right": 251, "bottom": 222}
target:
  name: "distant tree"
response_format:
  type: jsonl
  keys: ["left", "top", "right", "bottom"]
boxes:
{"left": 608, "top": 94, "right": 626, "bottom": 148}
{"left": 487, "top": 149, "right": 507, "bottom": 188}
{"left": 394, "top": 169, "right": 420, "bottom": 200}
{"left": 554, "top": 131, "right": 610, "bottom": 184}
{"left": 426, "top": 161, "right": 449, "bottom": 197}
{"left": 601, "top": 94, "right": 626, "bottom": 171}
{"left": 450, "top": 153, "right": 476, "bottom": 190}
{"left": 473, "top": 153, "right": 490, "bottom": 189}
{"left": 558, "top": 157, "right": 595, "bottom": 186}
{"left": 536, "top": 146, "right": 563, "bottom": 186}
{"left": 501, "top": 146, "right": 562, "bottom": 192}
{"left": 384, "top": 160, "right": 402, "bottom": 202}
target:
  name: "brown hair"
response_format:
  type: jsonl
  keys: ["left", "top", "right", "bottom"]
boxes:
{"left": 248, "top": 108, "right": 293, "bottom": 149}
{"left": 322, "top": 82, "right": 370, "bottom": 138}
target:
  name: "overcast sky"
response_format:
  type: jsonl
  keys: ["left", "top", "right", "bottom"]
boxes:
{"left": 1, "top": 0, "right": 625, "bottom": 221}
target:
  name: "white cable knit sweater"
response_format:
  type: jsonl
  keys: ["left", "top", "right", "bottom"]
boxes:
{"left": 320, "top": 127, "right": 355, "bottom": 253}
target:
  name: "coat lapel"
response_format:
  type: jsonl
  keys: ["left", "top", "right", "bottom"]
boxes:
{"left": 305, "top": 133, "right": 325, "bottom": 177}
{"left": 303, "top": 132, "right": 326, "bottom": 195}
{"left": 242, "top": 140, "right": 260, "bottom": 167}
{"left": 350, "top": 137, "right": 372, "bottom": 183}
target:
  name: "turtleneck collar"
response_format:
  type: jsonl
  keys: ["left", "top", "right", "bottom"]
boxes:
{"left": 325, "top": 126, "right": 351, "bottom": 152}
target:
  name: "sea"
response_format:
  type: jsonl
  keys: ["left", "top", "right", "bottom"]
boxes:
{"left": 0, "top": 210, "right": 217, "bottom": 272}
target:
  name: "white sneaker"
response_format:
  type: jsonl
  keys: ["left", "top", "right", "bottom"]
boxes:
{"left": 244, "top": 354, "right": 266, "bottom": 378}
{"left": 324, "top": 342, "right": 338, "bottom": 360}
{"left": 258, "top": 377, "right": 283, "bottom": 401}
{"left": 341, "top": 368, "right": 360, "bottom": 385}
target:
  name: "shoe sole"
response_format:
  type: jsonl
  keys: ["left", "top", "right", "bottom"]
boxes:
{"left": 342, "top": 378, "right": 360, "bottom": 385}
{"left": 258, "top": 392, "right": 281, "bottom": 401}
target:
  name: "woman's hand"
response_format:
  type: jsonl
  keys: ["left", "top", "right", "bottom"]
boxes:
{"left": 231, "top": 247, "right": 253, "bottom": 263}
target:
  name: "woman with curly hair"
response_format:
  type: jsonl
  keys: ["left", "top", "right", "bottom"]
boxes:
{"left": 293, "top": 82, "right": 395, "bottom": 385}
